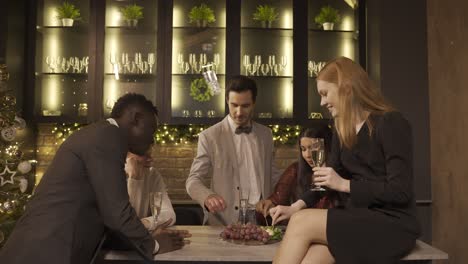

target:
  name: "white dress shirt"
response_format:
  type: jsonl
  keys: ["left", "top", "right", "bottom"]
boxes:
{"left": 227, "top": 116, "right": 261, "bottom": 205}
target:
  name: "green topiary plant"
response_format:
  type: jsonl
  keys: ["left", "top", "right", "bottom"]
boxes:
{"left": 188, "top": 3, "right": 216, "bottom": 27}
{"left": 253, "top": 5, "right": 279, "bottom": 28}
{"left": 120, "top": 4, "right": 144, "bottom": 20}
{"left": 314, "top": 5, "right": 341, "bottom": 29}
{"left": 56, "top": 2, "right": 81, "bottom": 20}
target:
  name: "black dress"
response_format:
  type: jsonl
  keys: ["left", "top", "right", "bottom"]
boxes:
{"left": 302, "top": 112, "right": 421, "bottom": 264}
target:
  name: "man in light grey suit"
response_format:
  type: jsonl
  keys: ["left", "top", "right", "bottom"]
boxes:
{"left": 186, "top": 76, "right": 281, "bottom": 225}
{"left": 0, "top": 94, "right": 190, "bottom": 264}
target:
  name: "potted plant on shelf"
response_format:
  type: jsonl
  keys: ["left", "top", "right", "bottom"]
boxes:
{"left": 56, "top": 1, "right": 81, "bottom": 27}
{"left": 120, "top": 4, "right": 144, "bottom": 28}
{"left": 314, "top": 5, "right": 341, "bottom": 30}
{"left": 188, "top": 3, "right": 216, "bottom": 27}
{"left": 253, "top": 4, "right": 279, "bottom": 28}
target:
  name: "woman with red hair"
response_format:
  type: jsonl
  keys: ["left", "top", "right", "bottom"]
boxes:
{"left": 271, "top": 57, "right": 420, "bottom": 264}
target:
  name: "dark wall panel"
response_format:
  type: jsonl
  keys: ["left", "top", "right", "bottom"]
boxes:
{"left": 367, "top": 0, "right": 431, "bottom": 242}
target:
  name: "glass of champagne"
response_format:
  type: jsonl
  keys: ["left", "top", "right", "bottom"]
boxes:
{"left": 310, "top": 138, "right": 326, "bottom": 191}
{"left": 149, "top": 191, "right": 163, "bottom": 227}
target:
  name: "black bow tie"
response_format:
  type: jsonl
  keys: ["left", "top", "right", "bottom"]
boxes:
{"left": 235, "top": 126, "right": 252, "bottom": 134}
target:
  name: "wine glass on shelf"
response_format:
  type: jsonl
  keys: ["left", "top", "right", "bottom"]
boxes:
{"left": 243, "top": 55, "right": 251, "bottom": 75}
{"left": 149, "top": 191, "right": 163, "bottom": 228}
{"left": 148, "top": 53, "right": 156, "bottom": 74}
{"left": 310, "top": 138, "right": 326, "bottom": 191}
{"left": 279, "top": 56, "right": 287, "bottom": 75}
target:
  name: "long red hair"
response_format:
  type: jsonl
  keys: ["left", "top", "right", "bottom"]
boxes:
{"left": 317, "top": 57, "right": 394, "bottom": 149}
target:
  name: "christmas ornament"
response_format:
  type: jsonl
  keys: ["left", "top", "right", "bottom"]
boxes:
{"left": 1, "top": 95, "right": 16, "bottom": 107}
{"left": 14, "top": 116, "right": 26, "bottom": 130}
{"left": 0, "top": 164, "right": 17, "bottom": 186}
{"left": 13, "top": 149, "right": 22, "bottom": 159}
{"left": 3, "top": 200, "right": 11, "bottom": 210}
{"left": 17, "top": 161, "right": 32, "bottom": 174}
{"left": 0, "top": 64, "right": 9, "bottom": 81}
{"left": 18, "top": 177, "right": 28, "bottom": 193}
{"left": 1, "top": 127, "right": 16, "bottom": 141}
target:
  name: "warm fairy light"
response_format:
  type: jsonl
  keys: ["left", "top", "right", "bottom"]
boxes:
{"left": 50, "top": 123, "right": 306, "bottom": 146}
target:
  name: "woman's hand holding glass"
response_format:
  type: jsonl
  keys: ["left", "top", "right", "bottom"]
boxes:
{"left": 312, "top": 166, "right": 350, "bottom": 193}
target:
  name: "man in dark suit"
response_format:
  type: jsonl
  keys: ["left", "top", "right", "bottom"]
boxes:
{"left": 0, "top": 93, "right": 190, "bottom": 264}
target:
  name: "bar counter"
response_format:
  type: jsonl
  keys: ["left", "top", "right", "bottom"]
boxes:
{"left": 102, "top": 225, "right": 447, "bottom": 263}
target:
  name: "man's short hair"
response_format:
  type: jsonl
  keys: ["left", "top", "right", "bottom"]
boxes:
{"left": 110, "top": 93, "right": 158, "bottom": 118}
{"left": 225, "top": 75, "right": 257, "bottom": 103}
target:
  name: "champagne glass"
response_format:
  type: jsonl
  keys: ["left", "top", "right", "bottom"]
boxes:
{"left": 238, "top": 187, "right": 250, "bottom": 225}
{"left": 310, "top": 138, "right": 326, "bottom": 191}
{"left": 149, "top": 191, "right": 163, "bottom": 227}
{"left": 243, "top": 55, "right": 251, "bottom": 75}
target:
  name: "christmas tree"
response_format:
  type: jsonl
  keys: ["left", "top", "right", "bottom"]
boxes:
{"left": 0, "top": 64, "right": 32, "bottom": 247}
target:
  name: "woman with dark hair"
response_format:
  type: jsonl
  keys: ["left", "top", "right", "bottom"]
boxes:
{"left": 270, "top": 57, "right": 420, "bottom": 263}
{"left": 255, "top": 125, "right": 336, "bottom": 219}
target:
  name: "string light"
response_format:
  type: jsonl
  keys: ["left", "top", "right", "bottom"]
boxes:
{"left": 51, "top": 123, "right": 305, "bottom": 146}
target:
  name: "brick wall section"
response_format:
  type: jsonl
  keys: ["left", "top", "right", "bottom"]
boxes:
{"left": 36, "top": 124, "right": 298, "bottom": 201}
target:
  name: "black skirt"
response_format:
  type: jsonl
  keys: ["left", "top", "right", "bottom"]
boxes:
{"left": 327, "top": 208, "right": 418, "bottom": 264}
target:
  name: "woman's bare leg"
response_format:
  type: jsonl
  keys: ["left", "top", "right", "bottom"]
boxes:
{"left": 300, "top": 244, "right": 334, "bottom": 264}
{"left": 273, "top": 209, "right": 328, "bottom": 264}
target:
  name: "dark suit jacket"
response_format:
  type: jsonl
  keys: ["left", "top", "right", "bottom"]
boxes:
{"left": 0, "top": 121, "right": 154, "bottom": 264}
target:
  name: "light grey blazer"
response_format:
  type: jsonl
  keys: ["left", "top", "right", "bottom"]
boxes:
{"left": 186, "top": 116, "right": 281, "bottom": 225}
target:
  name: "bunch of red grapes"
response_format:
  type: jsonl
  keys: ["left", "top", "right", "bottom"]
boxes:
{"left": 220, "top": 223, "right": 270, "bottom": 243}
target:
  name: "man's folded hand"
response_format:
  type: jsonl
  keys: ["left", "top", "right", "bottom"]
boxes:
{"left": 150, "top": 219, "right": 192, "bottom": 254}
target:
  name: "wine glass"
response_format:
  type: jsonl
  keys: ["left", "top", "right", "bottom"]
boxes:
{"left": 149, "top": 191, "right": 163, "bottom": 227}
{"left": 310, "top": 138, "right": 326, "bottom": 191}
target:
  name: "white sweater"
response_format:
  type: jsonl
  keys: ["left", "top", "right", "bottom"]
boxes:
{"left": 127, "top": 167, "right": 176, "bottom": 227}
